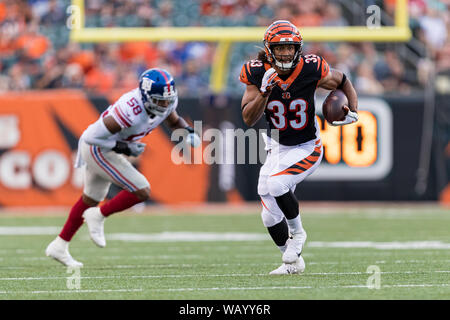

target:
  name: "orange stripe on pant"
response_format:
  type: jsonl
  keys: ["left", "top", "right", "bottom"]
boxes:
{"left": 270, "top": 143, "right": 322, "bottom": 177}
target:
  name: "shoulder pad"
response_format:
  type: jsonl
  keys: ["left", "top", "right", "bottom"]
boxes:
{"left": 302, "top": 54, "right": 330, "bottom": 80}
{"left": 239, "top": 60, "right": 267, "bottom": 86}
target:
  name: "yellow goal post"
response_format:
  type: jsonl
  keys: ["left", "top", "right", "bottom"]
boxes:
{"left": 70, "top": 0, "right": 411, "bottom": 93}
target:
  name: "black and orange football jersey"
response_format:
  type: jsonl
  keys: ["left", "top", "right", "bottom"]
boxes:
{"left": 240, "top": 54, "right": 329, "bottom": 146}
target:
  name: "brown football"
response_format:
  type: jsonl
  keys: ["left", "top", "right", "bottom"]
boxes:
{"left": 322, "top": 90, "right": 349, "bottom": 124}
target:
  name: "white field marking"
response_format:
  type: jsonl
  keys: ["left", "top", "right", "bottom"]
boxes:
{"left": 376, "top": 259, "right": 450, "bottom": 264}
{"left": 0, "top": 289, "right": 143, "bottom": 295}
{"left": 2, "top": 228, "right": 449, "bottom": 251}
{"left": 102, "top": 232, "right": 450, "bottom": 250}
{"left": 307, "top": 241, "right": 450, "bottom": 250}
{"left": 6, "top": 258, "right": 450, "bottom": 271}
{"left": 0, "top": 226, "right": 60, "bottom": 235}
{"left": 97, "top": 259, "right": 450, "bottom": 269}
{"left": 1, "top": 270, "right": 450, "bottom": 281}
{"left": 106, "top": 232, "right": 268, "bottom": 242}
{"left": 147, "top": 283, "right": 450, "bottom": 292}
{"left": 4, "top": 284, "right": 450, "bottom": 295}
{"left": 6, "top": 284, "right": 450, "bottom": 295}
{"left": 99, "top": 254, "right": 203, "bottom": 260}
{"left": 0, "top": 273, "right": 264, "bottom": 281}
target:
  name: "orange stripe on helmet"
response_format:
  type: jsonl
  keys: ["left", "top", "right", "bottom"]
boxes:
{"left": 264, "top": 20, "right": 302, "bottom": 45}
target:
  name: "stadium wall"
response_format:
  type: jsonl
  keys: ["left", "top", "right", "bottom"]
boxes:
{"left": 0, "top": 90, "right": 445, "bottom": 207}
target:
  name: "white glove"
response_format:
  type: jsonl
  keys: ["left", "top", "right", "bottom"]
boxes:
{"left": 186, "top": 133, "right": 201, "bottom": 148}
{"left": 260, "top": 68, "right": 279, "bottom": 96}
{"left": 332, "top": 107, "right": 359, "bottom": 126}
{"left": 128, "top": 142, "right": 146, "bottom": 156}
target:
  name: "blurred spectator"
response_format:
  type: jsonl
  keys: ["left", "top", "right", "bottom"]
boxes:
{"left": 62, "top": 63, "right": 84, "bottom": 88}
{"left": 40, "top": 0, "right": 66, "bottom": 26}
{"left": 0, "top": 0, "right": 443, "bottom": 97}
{"left": 418, "top": 2, "right": 448, "bottom": 57}
{"left": 290, "top": 1, "right": 323, "bottom": 27}
{"left": 321, "top": 3, "right": 348, "bottom": 27}
{"left": 374, "top": 50, "right": 411, "bottom": 93}
{"left": 14, "top": 22, "right": 50, "bottom": 60}
{"left": 354, "top": 63, "right": 384, "bottom": 94}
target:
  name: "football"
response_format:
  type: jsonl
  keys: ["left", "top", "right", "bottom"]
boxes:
{"left": 322, "top": 89, "right": 349, "bottom": 124}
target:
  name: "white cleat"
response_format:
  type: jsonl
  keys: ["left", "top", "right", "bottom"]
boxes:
{"left": 269, "top": 256, "right": 305, "bottom": 275}
{"left": 83, "top": 207, "right": 106, "bottom": 248}
{"left": 45, "top": 236, "right": 83, "bottom": 268}
{"left": 282, "top": 231, "right": 307, "bottom": 264}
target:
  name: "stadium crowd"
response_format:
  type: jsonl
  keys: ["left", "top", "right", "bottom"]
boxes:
{"left": 0, "top": 0, "right": 449, "bottom": 96}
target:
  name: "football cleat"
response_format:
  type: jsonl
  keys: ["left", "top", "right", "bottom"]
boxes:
{"left": 83, "top": 207, "right": 106, "bottom": 248}
{"left": 45, "top": 236, "right": 83, "bottom": 268}
{"left": 269, "top": 256, "right": 305, "bottom": 275}
{"left": 282, "top": 231, "right": 307, "bottom": 264}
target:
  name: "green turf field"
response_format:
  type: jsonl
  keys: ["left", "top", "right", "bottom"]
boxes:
{"left": 0, "top": 205, "right": 449, "bottom": 300}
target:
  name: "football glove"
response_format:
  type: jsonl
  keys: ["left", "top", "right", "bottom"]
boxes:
{"left": 185, "top": 126, "right": 200, "bottom": 148}
{"left": 332, "top": 107, "right": 359, "bottom": 126}
{"left": 186, "top": 133, "right": 201, "bottom": 147}
{"left": 260, "top": 68, "right": 279, "bottom": 97}
{"left": 128, "top": 142, "right": 146, "bottom": 156}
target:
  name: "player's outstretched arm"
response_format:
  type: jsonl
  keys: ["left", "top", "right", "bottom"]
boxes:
{"left": 318, "top": 68, "right": 358, "bottom": 113}
{"left": 165, "top": 111, "right": 200, "bottom": 147}
{"left": 165, "top": 110, "right": 189, "bottom": 130}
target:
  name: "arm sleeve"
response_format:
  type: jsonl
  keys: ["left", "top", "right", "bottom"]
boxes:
{"left": 81, "top": 118, "right": 117, "bottom": 149}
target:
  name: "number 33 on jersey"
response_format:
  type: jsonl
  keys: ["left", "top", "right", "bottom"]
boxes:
{"left": 239, "top": 54, "right": 329, "bottom": 146}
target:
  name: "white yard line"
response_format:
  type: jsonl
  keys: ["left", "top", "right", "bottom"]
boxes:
{"left": 308, "top": 241, "right": 450, "bottom": 249}
{"left": 1, "top": 283, "right": 449, "bottom": 295}
{"left": 4, "top": 258, "right": 450, "bottom": 270}
{"left": 1, "top": 270, "right": 450, "bottom": 281}
{"left": 0, "top": 289, "right": 143, "bottom": 294}
{"left": 1, "top": 227, "right": 450, "bottom": 250}
{"left": 0, "top": 227, "right": 60, "bottom": 235}
{"left": 149, "top": 283, "right": 450, "bottom": 292}
{"left": 106, "top": 232, "right": 268, "bottom": 242}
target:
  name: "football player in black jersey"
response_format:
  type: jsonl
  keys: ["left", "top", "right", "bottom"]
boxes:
{"left": 239, "top": 20, "right": 359, "bottom": 274}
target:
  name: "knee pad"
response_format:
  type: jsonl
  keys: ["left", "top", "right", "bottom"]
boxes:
{"left": 261, "top": 207, "right": 284, "bottom": 228}
{"left": 267, "top": 176, "right": 290, "bottom": 198}
{"left": 260, "top": 194, "right": 284, "bottom": 228}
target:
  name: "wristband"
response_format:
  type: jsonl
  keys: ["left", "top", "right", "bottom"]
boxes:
{"left": 185, "top": 126, "right": 195, "bottom": 134}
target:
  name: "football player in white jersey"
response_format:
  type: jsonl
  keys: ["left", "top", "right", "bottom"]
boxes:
{"left": 46, "top": 68, "right": 200, "bottom": 267}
